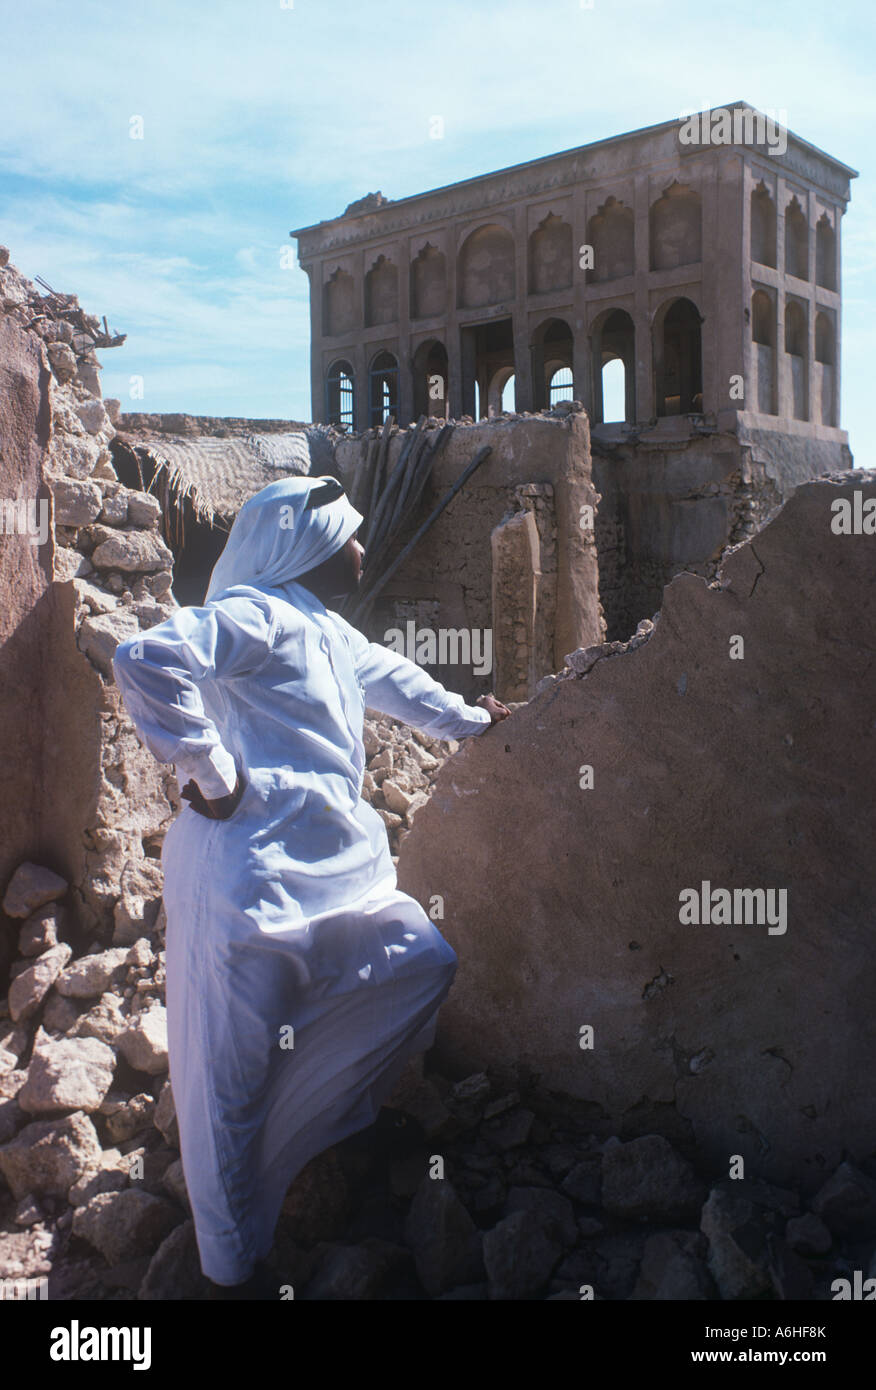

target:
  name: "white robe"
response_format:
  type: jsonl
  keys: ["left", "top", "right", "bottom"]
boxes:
{"left": 112, "top": 577, "right": 490, "bottom": 1284}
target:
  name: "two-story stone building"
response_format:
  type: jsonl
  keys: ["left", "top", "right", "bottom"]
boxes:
{"left": 291, "top": 103, "right": 855, "bottom": 472}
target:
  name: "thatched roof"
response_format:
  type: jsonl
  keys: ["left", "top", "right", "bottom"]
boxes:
{"left": 117, "top": 426, "right": 339, "bottom": 521}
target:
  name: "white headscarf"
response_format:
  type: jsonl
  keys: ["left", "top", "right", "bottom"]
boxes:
{"left": 205, "top": 476, "right": 364, "bottom": 602}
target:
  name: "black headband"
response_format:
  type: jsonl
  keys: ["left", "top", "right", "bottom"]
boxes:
{"left": 304, "top": 477, "right": 346, "bottom": 510}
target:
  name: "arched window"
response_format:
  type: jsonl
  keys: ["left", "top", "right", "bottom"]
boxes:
{"left": 751, "top": 290, "right": 776, "bottom": 415}
{"left": 815, "top": 312, "right": 834, "bottom": 365}
{"left": 326, "top": 360, "right": 355, "bottom": 431}
{"left": 592, "top": 309, "right": 635, "bottom": 423}
{"left": 369, "top": 351, "right": 398, "bottom": 426}
{"left": 784, "top": 301, "right": 808, "bottom": 421}
{"left": 815, "top": 312, "right": 836, "bottom": 427}
{"left": 751, "top": 184, "right": 777, "bottom": 268}
{"left": 531, "top": 318, "right": 574, "bottom": 411}
{"left": 413, "top": 339, "right": 449, "bottom": 418}
{"left": 601, "top": 359, "right": 625, "bottom": 423}
{"left": 655, "top": 298, "right": 703, "bottom": 416}
{"left": 548, "top": 366, "right": 574, "bottom": 406}
{"left": 487, "top": 367, "right": 515, "bottom": 416}
{"left": 784, "top": 301, "right": 806, "bottom": 356}
{"left": 785, "top": 198, "right": 809, "bottom": 280}
{"left": 816, "top": 215, "right": 837, "bottom": 291}
{"left": 752, "top": 290, "right": 774, "bottom": 346}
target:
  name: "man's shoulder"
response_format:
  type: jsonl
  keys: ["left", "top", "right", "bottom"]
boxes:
{"left": 208, "top": 584, "right": 306, "bottom": 626}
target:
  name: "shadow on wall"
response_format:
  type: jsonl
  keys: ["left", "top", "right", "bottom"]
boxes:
{"left": 398, "top": 470, "right": 876, "bottom": 1193}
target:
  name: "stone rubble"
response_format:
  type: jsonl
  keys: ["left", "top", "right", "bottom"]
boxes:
{"left": 2, "top": 879, "right": 874, "bottom": 1300}
{"left": 0, "top": 251, "right": 180, "bottom": 946}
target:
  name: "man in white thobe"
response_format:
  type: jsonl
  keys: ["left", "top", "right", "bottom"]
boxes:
{"left": 112, "top": 473, "right": 509, "bottom": 1297}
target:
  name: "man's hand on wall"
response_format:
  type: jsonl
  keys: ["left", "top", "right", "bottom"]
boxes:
{"left": 477, "top": 694, "right": 512, "bottom": 723}
{"left": 180, "top": 773, "right": 247, "bottom": 820}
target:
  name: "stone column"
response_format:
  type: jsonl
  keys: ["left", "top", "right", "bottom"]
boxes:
{"left": 554, "top": 410, "right": 603, "bottom": 661}
{"left": 835, "top": 204, "right": 844, "bottom": 430}
{"left": 513, "top": 209, "right": 533, "bottom": 411}
{"left": 806, "top": 187, "right": 818, "bottom": 426}
{"left": 699, "top": 162, "right": 719, "bottom": 413}
{"left": 633, "top": 171, "right": 653, "bottom": 421}
{"left": 775, "top": 176, "right": 789, "bottom": 420}
{"left": 446, "top": 223, "right": 462, "bottom": 418}
{"left": 491, "top": 508, "right": 539, "bottom": 702}
{"left": 397, "top": 244, "right": 413, "bottom": 425}
{"left": 307, "top": 261, "right": 323, "bottom": 423}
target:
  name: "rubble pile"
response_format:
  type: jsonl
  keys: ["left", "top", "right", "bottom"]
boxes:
{"left": 2, "top": 896, "right": 874, "bottom": 1303}
{"left": 361, "top": 718, "right": 457, "bottom": 860}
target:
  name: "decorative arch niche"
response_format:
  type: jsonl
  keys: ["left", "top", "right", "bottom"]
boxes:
{"left": 323, "top": 267, "right": 357, "bottom": 338}
{"left": 587, "top": 197, "right": 634, "bottom": 283}
{"left": 457, "top": 223, "right": 516, "bottom": 309}
{"left": 816, "top": 215, "right": 837, "bottom": 291}
{"left": 410, "top": 243, "right": 446, "bottom": 319}
{"left": 751, "top": 183, "right": 777, "bottom": 268}
{"left": 650, "top": 183, "right": 702, "bottom": 271}
{"left": 785, "top": 198, "right": 809, "bottom": 281}
{"left": 528, "top": 212, "right": 573, "bottom": 295}
{"left": 365, "top": 255, "right": 398, "bottom": 327}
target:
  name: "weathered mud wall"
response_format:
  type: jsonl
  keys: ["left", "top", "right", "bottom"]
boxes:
{"left": 0, "top": 252, "right": 178, "bottom": 949}
{"left": 335, "top": 407, "right": 603, "bottom": 701}
{"left": 591, "top": 412, "right": 851, "bottom": 641}
{"left": 398, "top": 471, "right": 876, "bottom": 1193}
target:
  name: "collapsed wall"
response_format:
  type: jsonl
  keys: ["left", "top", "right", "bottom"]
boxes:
{"left": 397, "top": 470, "right": 876, "bottom": 1194}
{"left": 334, "top": 406, "right": 603, "bottom": 702}
{"left": 0, "top": 250, "right": 177, "bottom": 949}
{"left": 591, "top": 412, "right": 851, "bottom": 641}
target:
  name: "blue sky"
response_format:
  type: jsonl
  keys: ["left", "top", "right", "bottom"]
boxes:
{"left": 1, "top": 0, "right": 873, "bottom": 464}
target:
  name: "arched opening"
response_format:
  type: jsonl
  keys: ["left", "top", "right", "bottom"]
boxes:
{"left": 488, "top": 366, "right": 516, "bottom": 416}
{"left": 365, "top": 255, "right": 398, "bottom": 327}
{"left": 548, "top": 366, "right": 574, "bottom": 406}
{"left": 323, "top": 268, "right": 357, "bottom": 338}
{"left": 751, "top": 184, "right": 777, "bottom": 268}
{"left": 326, "top": 359, "right": 356, "bottom": 431}
{"left": 655, "top": 297, "right": 703, "bottom": 416}
{"left": 751, "top": 289, "right": 776, "bottom": 414}
{"left": 587, "top": 197, "right": 635, "bottom": 283}
{"left": 816, "top": 216, "right": 837, "bottom": 291}
{"left": 528, "top": 212, "right": 573, "bottom": 294}
{"left": 410, "top": 243, "right": 447, "bottom": 319}
{"left": 369, "top": 350, "right": 398, "bottom": 427}
{"left": 457, "top": 224, "right": 516, "bottom": 309}
{"left": 601, "top": 359, "right": 626, "bottom": 423}
{"left": 784, "top": 300, "right": 808, "bottom": 421}
{"left": 530, "top": 318, "right": 574, "bottom": 411}
{"left": 815, "top": 311, "right": 836, "bottom": 426}
{"left": 461, "top": 316, "right": 514, "bottom": 420}
{"left": 591, "top": 309, "right": 635, "bottom": 424}
{"left": 650, "top": 183, "right": 702, "bottom": 271}
{"left": 784, "top": 198, "right": 809, "bottom": 280}
{"left": 413, "top": 339, "right": 449, "bottom": 419}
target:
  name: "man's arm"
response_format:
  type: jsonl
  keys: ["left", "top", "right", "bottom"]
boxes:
{"left": 112, "top": 593, "right": 277, "bottom": 802}
{"left": 340, "top": 619, "right": 508, "bottom": 739}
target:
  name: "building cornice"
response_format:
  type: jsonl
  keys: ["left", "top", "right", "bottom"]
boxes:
{"left": 291, "top": 103, "right": 856, "bottom": 260}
